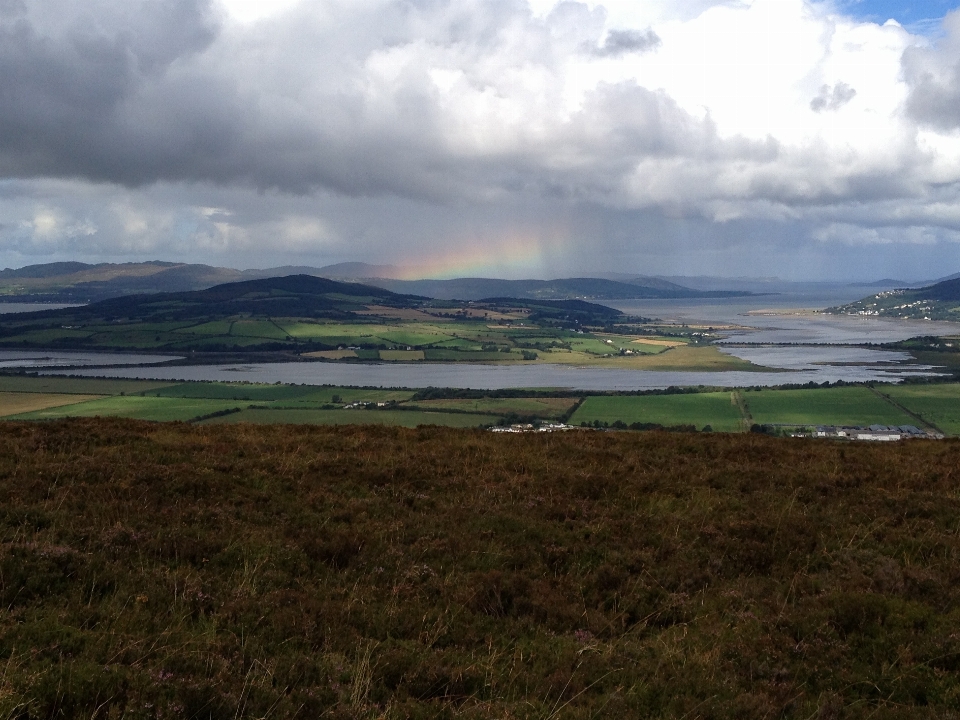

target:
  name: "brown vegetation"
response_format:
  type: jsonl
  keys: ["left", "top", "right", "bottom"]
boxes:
{"left": 1, "top": 420, "right": 959, "bottom": 718}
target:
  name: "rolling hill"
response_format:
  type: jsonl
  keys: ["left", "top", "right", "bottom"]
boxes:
{"left": 0, "top": 275, "right": 626, "bottom": 353}
{"left": 828, "top": 277, "right": 960, "bottom": 320}
{"left": 1, "top": 275, "right": 425, "bottom": 327}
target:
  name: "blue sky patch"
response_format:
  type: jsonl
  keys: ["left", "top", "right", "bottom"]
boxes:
{"left": 832, "top": 0, "right": 958, "bottom": 32}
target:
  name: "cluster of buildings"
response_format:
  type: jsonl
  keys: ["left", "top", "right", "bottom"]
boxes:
{"left": 490, "top": 423, "right": 577, "bottom": 433}
{"left": 812, "top": 425, "right": 942, "bottom": 441}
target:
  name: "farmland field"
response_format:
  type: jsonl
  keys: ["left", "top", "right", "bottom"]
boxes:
{"left": 303, "top": 349, "right": 358, "bottom": 359}
{"left": 570, "top": 392, "right": 744, "bottom": 431}
{"left": 532, "top": 344, "right": 764, "bottom": 370}
{"left": 743, "top": 386, "right": 915, "bottom": 428}
{"left": 146, "top": 382, "right": 317, "bottom": 402}
{"left": 11, "top": 396, "right": 247, "bottom": 422}
{"left": 0, "top": 376, "right": 174, "bottom": 395}
{"left": 379, "top": 350, "right": 425, "bottom": 361}
{"left": 146, "top": 383, "right": 415, "bottom": 404}
{"left": 200, "top": 407, "right": 499, "bottom": 427}
{"left": 408, "top": 396, "right": 580, "bottom": 418}
{"left": 880, "top": 383, "right": 960, "bottom": 435}
{"left": 0, "top": 392, "right": 104, "bottom": 417}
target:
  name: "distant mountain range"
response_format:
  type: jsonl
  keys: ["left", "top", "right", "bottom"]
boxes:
{"left": 362, "top": 277, "right": 753, "bottom": 301}
{"left": 0, "top": 261, "right": 753, "bottom": 303}
{"left": 3, "top": 260, "right": 954, "bottom": 305}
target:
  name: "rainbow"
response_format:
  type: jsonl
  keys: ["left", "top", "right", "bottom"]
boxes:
{"left": 394, "top": 228, "right": 563, "bottom": 280}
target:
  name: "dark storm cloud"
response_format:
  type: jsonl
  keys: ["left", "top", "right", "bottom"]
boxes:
{"left": 0, "top": 0, "right": 223, "bottom": 182}
{"left": 591, "top": 28, "right": 661, "bottom": 57}
{"left": 0, "top": 0, "right": 500, "bottom": 196}
{"left": 6, "top": 0, "right": 960, "bottom": 285}
{"left": 0, "top": 0, "right": 773, "bottom": 205}
{"left": 903, "top": 11, "right": 960, "bottom": 129}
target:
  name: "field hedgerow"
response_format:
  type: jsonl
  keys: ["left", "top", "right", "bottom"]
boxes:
{"left": 1, "top": 419, "right": 960, "bottom": 718}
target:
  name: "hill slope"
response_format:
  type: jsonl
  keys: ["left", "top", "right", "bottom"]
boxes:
{"left": 61, "top": 274, "right": 426, "bottom": 321}
{"left": 0, "top": 275, "right": 626, "bottom": 353}
{"left": 363, "top": 276, "right": 748, "bottom": 301}
{"left": 2, "top": 419, "right": 960, "bottom": 718}
{"left": 0, "top": 261, "right": 245, "bottom": 301}
{"left": 828, "top": 277, "right": 960, "bottom": 320}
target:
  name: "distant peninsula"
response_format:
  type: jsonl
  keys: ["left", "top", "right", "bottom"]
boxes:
{"left": 827, "top": 277, "right": 960, "bottom": 321}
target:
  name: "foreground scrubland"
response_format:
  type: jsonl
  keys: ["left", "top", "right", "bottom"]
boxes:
{"left": 2, "top": 420, "right": 960, "bottom": 718}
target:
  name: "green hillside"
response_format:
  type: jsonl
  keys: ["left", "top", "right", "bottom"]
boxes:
{"left": 828, "top": 277, "right": 960, "bottom": 320}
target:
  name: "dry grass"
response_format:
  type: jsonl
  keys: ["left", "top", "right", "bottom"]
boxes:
{"left": 629, "top": 338, "right": 685, "bottom": 347}
{"left": 302, "top": 349, "right": 359, "bottom": 360}
{"left": 534, "top": 344, "right": 768, "bottom": 370}
{"left": 378, "top": 350, "right": 426, "bottom": 361}
{"left": 0, "top": 392, "right": 103, "bottom": 417}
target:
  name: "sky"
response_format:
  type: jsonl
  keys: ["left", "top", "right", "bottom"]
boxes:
{"left": 3, "top": 1, "right": 960, "bottom": 280}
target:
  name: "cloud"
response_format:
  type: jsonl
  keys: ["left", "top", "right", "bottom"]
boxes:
{"left": 3, "top": 0, "right": 960, "bottom": 280}
{"left": 590, "top": 28, "right": 661, "bottom": 57}
{"left": 810, "top": 82, "right": 857, "bottom": 112}
{"left": 904, "top": 10, "right": 960, "bottom": 129}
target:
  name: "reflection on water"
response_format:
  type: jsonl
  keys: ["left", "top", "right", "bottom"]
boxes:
{"left": 609, "top": 295, "right": 960, "bottom": 345}
{"left": 717, "top": 345, "right": 919, "bottom": 371}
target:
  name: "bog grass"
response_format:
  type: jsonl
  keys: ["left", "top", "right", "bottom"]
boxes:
{"left": 570, "top": 392, "right": 744, "bottom": 431}
{"left": 744, "top": 386, "right": 915, "bottom": 427}
{"left": 880, "top": 383, "right": 960, "bottom": 435}
{"left": 1, "top": 421, "right": 959, "bottom": 717}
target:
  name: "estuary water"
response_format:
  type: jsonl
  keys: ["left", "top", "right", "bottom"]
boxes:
{"left": 1, "top": 293, "right": 956, "bottom": 390}
{"left": 35, "top": 356, "right": 937, "bottom": 391}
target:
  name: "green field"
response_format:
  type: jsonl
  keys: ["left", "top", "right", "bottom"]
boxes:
{"left": 4, "top": 374, "right": 954, "bottom": 433}
{"left": 743, "top": 386, "right": 915, "bottom": 428}
{"left": 570, "top": 392, "right": 744, "bottom": 431}
{"left": 0, "top": 376, "right": 174, "bottom": 395}
{"left": 146, "top": 382, "right": 415, "bottom": 404}
{"left": 11, "top": 396, "right": 247, "bottom": 422}
{"left": 409, "top": 397, "right": 579, "bottom": 419}
{"left": 880, "top": 383, "right": 960, "bottom": 435}
{"left": 230, "top": 319, "right": 291, "bottom": 339}
{"left": 378, "top": 349, "right": 425, "bottom": 361}
{"left": 201, "top": 407, "right": 498, "bottom": 428}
